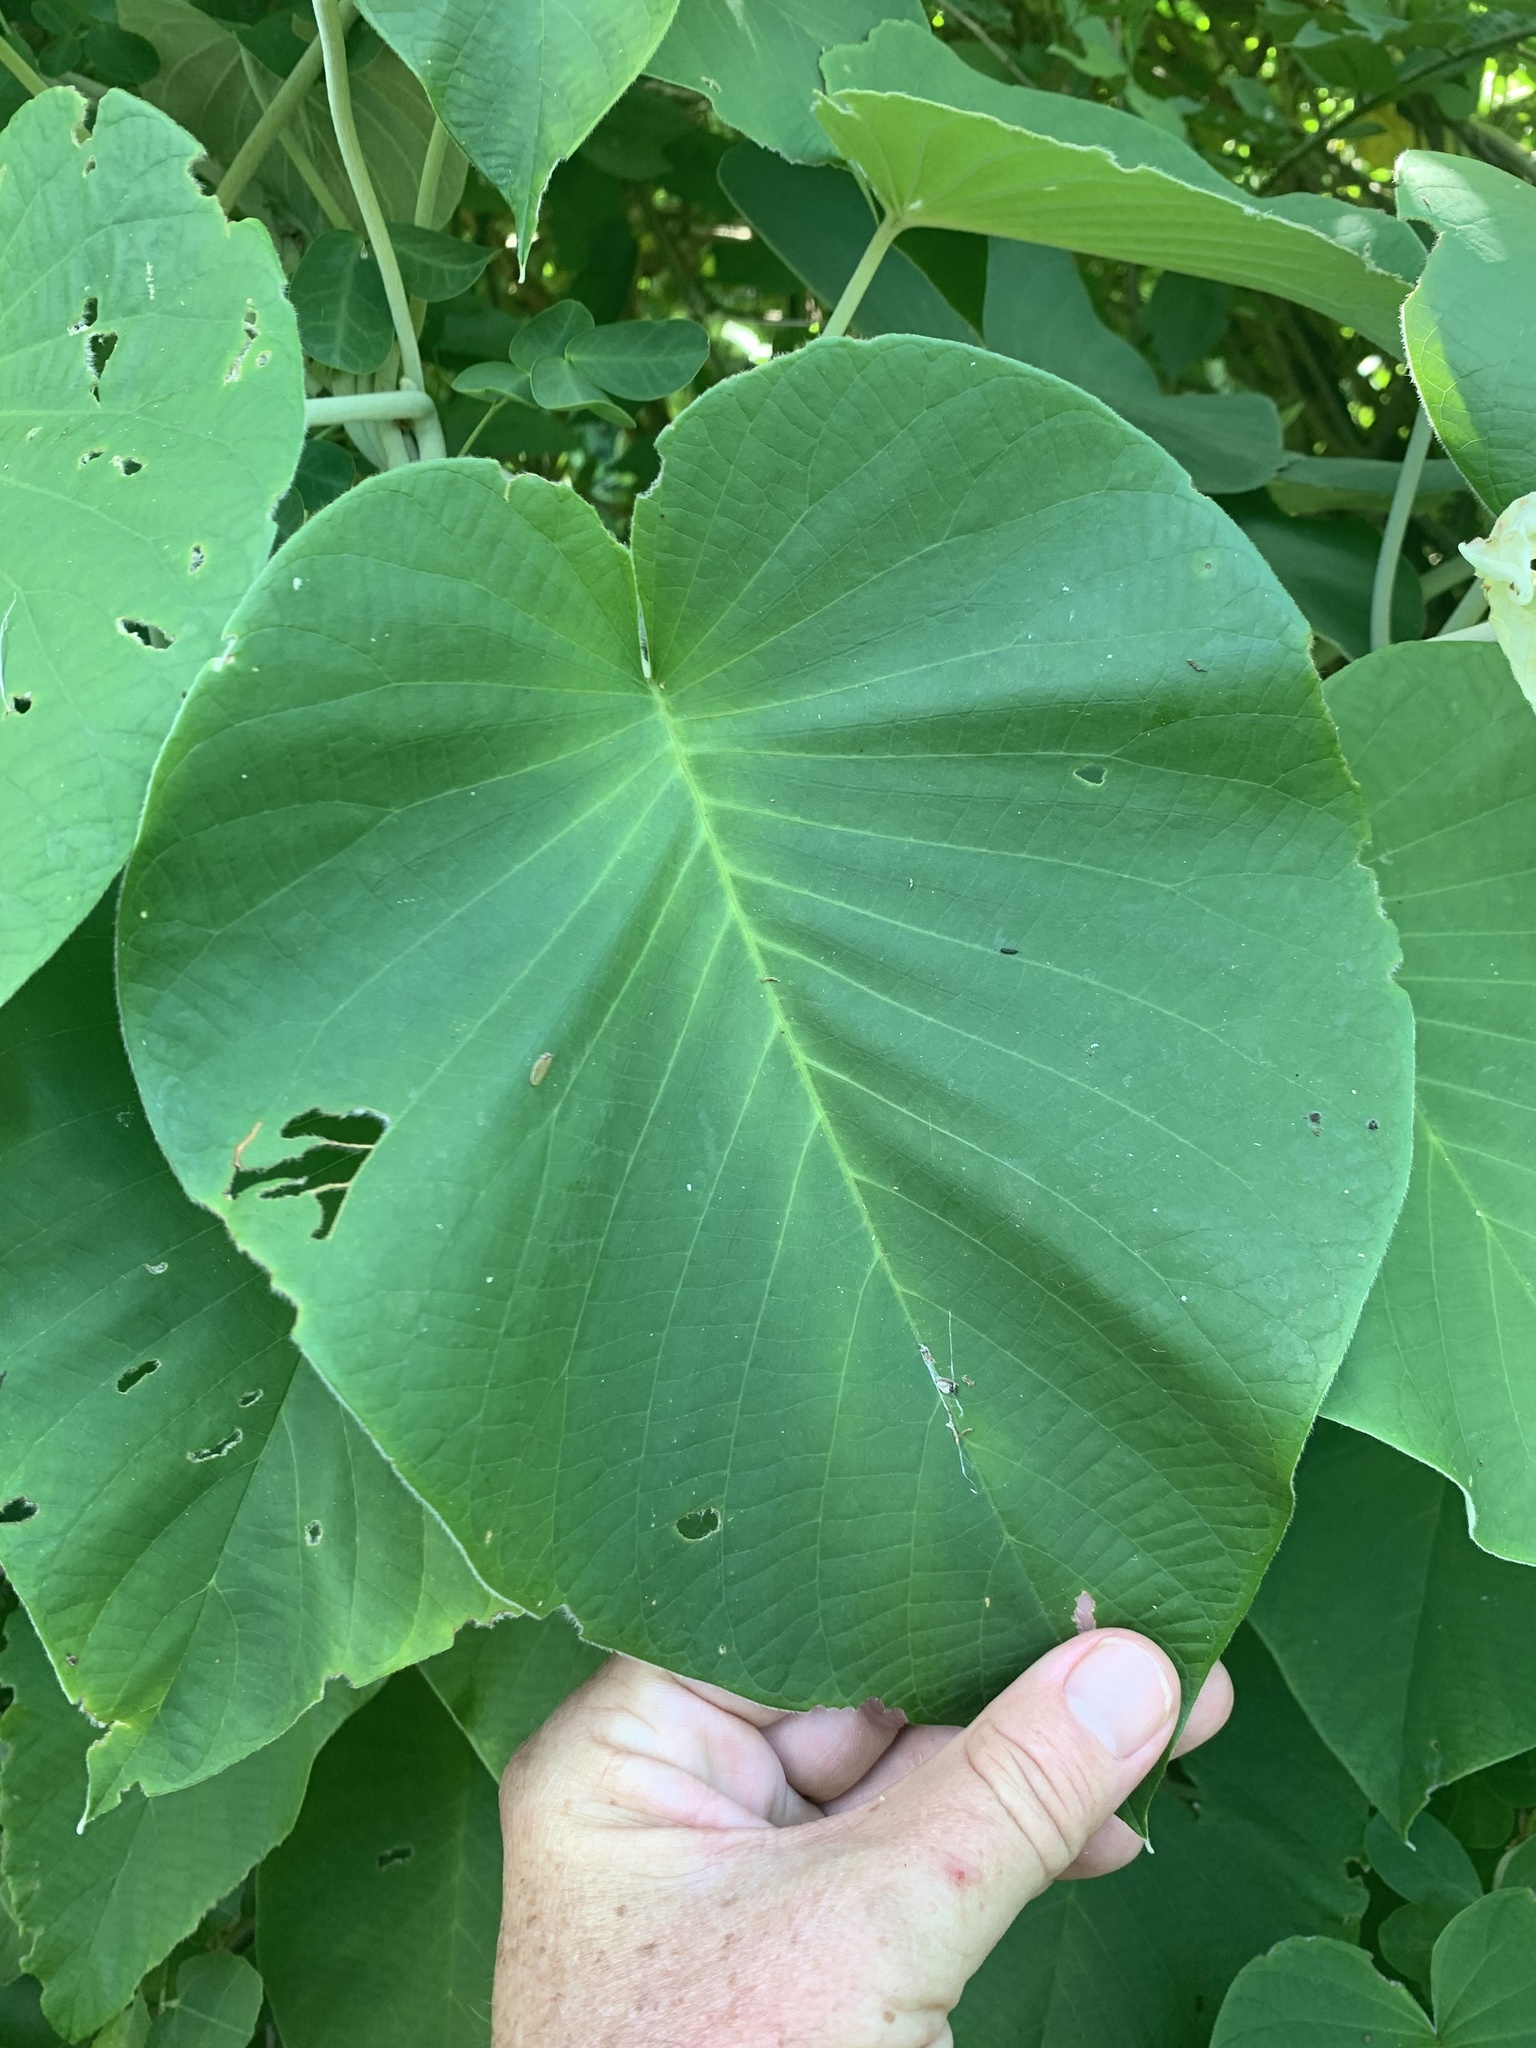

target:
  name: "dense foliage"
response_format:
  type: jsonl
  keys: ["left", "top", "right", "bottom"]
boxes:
{"left": 2, "top": 1, "right": 1536, "bottom": 2043}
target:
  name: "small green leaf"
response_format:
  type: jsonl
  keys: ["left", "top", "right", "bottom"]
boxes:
{"left": 528, "top": 351, "right": 622, "bottom": 413}
{"left": 82, "top": 23, "right": 159, "bottom": 81}
{"left": 118, "top": 338, "right": 1413, "bottom": 1731}
{"left": 148, "top": 1955, "right": 262, "bottom": 2048}
{"left": 649, "top": 0, "right": 925, "bottom": 163}
{"left": 386, "top": 222, "right": 493, "bottom": 302}
{"left": 1251, "top": 1424, "right": 1536, "bottom": 1832}
{"left": 0, "top": 1611, "right": 359, "bottom": 2042}
{"left": 815, "top": 21, "right": 1424, "bottom": 350}
{"left": 288, "top": 229, "right": 394, "bottom": 374}
{"left": 451, "top": 360, "right": 535, "bottom": 404}
{"left": 1367, "top": 1812, "right": 1482, "bottom": 1912}
{"left": 567, "top": 317, "right": 708, "bottom": 400}
{"left": 257, "top": 1674, "right": 501, "bottom": 2048}
{"left": 1267, "top": 452, "right": 1467, "bottom": 517}
{"left": 421, "top": 1614, "right": 607, "bottom": 1778}
{"left": 1397, "top": 151, "right": 1536, "bottom": 514}
{"left": 96, "top": 1993, "right": 151, "bottom": 2048}
{"left": 354, "top": 0, "right": 680, "bottom": 257}
{"left": 1322, "top": 642, "right": 1536, "bottom": 1562}
{"left": 1433, "top": 1891, "right": 1536, "bottom": 2042}
{"left": 509, "top": 298, "right": 596, "bottom": 371}
{"left": 274, "top": 435, "right": 356, "bottom": 547}
{"left": 0, "top": 85, "right": 303, "bottom": 1006}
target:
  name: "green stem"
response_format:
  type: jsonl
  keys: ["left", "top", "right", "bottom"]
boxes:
{"left": 1438, "top": 577, "right": 1490, "bottom": 638}
{"left": 313, "top": 0, "right": 444, "bottom": 458}
{"left": 0, "top": 29, "right": 46, "bottom": 97}
{"left": 414, "top": 118, "right": 450, "bottom": 228}
{"left": 305, "top": 390, "right": 438, "bottom": 426}
{"left": 821, "top": 210, "right": 903, "bottom": 340}
{"left": 1420, "top": 556, "right": 1474, "bottom": 602}
{"left": 239, "top": 49, "right": 351, "bottom": 228}
{"left": 1370, "top": 406, "right": 1434, "bottom": 652}
{"left": 457, "top": 397, "right": 507, "bottom": 457}
{"left": 215, "top": 3, "right": 354, "bottom": 215}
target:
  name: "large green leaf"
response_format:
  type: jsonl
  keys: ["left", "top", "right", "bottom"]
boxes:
{"left": 1397, "top": 152, "right": 1536, "bottom": 516}
{"left": 1225, "top": 502, "right": 1425, "bottom": 660}
{"left": 355, "top": 0, "right": 679, "bottom": 254}
{"left": 120, "top": 0, "right": 466, "bottom": 236}
{"left": 1251, "top": 1424, "right": 1536, "bottom": 1833}
{"left": 421, "top": 1613, "right": 607, "bottom": 1778}
{"left": 118, "top": 337, "right": 1413, "bottom": 1727}
{"left": 1321, "top": 642, "right": 1536, "bottom": 1563}
{"left": 814, "top": 22, "right": 1423, "bottom": 350}
{"left": 649, "top": 0, "right": 925, "bottom": 163}
{"left": 0, "top": 907, "right": 499, "bottom": 1817}
{"left": 256, "top": 1672, "right": 501, "bottom": 2048}
{"left": 1211, "top": 1890, "right": 1536, "bottom": 2048}
{"left": 0, "top": 1611, "right": 355, "bottom": 2043}
{"left": 952, "top": 1629, "right": 1369, "bottom": 2048}
{"left": 983, "top": 239, "right": 1284, "bottom": 497}
{"left": 0, "top": 86, "right": 302, "bottom": 1007}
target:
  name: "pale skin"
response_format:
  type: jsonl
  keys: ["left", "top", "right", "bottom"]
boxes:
{"left": 493, "top": 1630, "right": 1234, "bottom": 2047}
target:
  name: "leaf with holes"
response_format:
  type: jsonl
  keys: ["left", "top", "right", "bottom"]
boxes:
{"left": 1251, "top": 1424, "right": 1536, "bottom": 1832}
{"left": 648, "top": 0, "right": 926, "bottom": 163}
{"left": 1320, "top": 642, "right": 1536, "bottom": 1563}
{"left": 118, "top": 336, "right": 1412, "bottom": 1733}
{"left": 814, "top": 22, "right": 1424, "bottom": 350}
{"left": 0, "top": 1611, "right": 359, "bottom": 2043}
{"left": 0, "top": 904, "right": 501, "bottom": 1817}
{"left": 257, "top": 1673, "right": 502, "bottom": 2048}
{"left": 1397, "top": 152, "right": 1536, "bottom": 516}
{"left": 354, "top": 0, "right": 679, "bottom": 258}
{"left": 0, "top": 86, "right": 303, "bottom": 1007}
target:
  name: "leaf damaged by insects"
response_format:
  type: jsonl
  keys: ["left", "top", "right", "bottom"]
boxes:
{"left": 227, "top": 1106, "right": 388, "bottom": 1239}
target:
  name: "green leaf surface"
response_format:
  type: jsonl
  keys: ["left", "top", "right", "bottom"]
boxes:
{"left": 1397, "top": 151, "right": 1536, "bottom": 515}
{"left": 649, "top": 0, "right": 925, "bottom": 163}
{"left": 716, "top": 141, "right": 977, "bottom": 340}
{"left": 0, "top": 85, "right": 302, "bottom": 1006}
{"left": 387, "top": 222, "right": 493, "bottom": 303}
{"left": 983, "top": 238, "right": 1284, "bottom": 495}
{"left": 288, "top": 229, "right": 393, "bottom": 374}
{"left": 1367, "top": 1811, "right": 1482, "bottom": 1912}
{"left": 1499, "top": 1839, "right": 1536, "bottom": 1891}
{"left": 0, "top": 907, "right": 500, "bottom": 1816}
{"left": 1225, "top": 502, "right": 1424, "bottom": 658}
{"left": 815, "top": 22, "right": 1423, "bottom": 349}
{"left": 527, "top": 351, "right": 633, "bottom": 421}
{"left": 566, "top": 317, "right": 709, "bottom": 400}
{"left": 148, "top": 1954, "right": 263, "bottom": 2048}
{"left": 355, "top": 0, "right": 679, "bottom": 256}
{"left": 422, "top": 1613, "right": 608, "bottom": 1778}
{"left": 509, "top": 298, "right": 596, "bottom": 371}
{"left": 0, "top": 1978, "right": 67, "bottom": 2048}
{"left": 1267, "top": 452, "right": 1467, "bottom": 518}
{"left": 1212, "top": 1891, "right": 1536, "bottom": 2047}
{"left": 1251, "top": 1423, "right": 1536, "bottom": 1832}
{"left": 97, "top": 1995, "right": 151, "bottom": 2048}
{"left": 120, "top": 0, "right": 465, "bottom": 236}
{"left": 0, "top": 1611, "right": 355, "bottom": 2042}
{"left": 257, "top": 1672, "right": 501, "bottom": 2048}
{"left": 953, "top": 1629, "right": 1369, "bottom": 2048}
{"left": 118, "top": 337, "right": 1413, "bottom": 1728}
{"left": 451, "top": 360, "right": 536, "bottom": 405}
{"left": 1321, "top": 641, "right": 1536, "bottom": 1562}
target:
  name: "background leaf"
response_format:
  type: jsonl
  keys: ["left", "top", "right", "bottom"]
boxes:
{"left": 566, "top": 316, "right": 709, "bottom": 399}
{"left": 0, "top": 86, "right": 302, "bottom": 1006}
{"left": 421, "top": 1613, "right": 607, "bottom": 1778}
{"left": 1397, "top": 152, "right": 1536, "bottom": 516}
{"left": 0, "top": 906, "right": 500, "bottom": 1815}
{"left": 1223, "top": 501, "right": 1425, "bottom": 659}
{"left": 148, "top": 1954, "right": 262, "bottom": 2048}
{"left": 256, "top": 1672, "right": 502, "bottom": 2048}
{"left": 1322, "top": 641, "right": 1536, "bottom": 1563}
{"left": 1250, "top": 1423, "right": 1536, "bottom": 1833}
{"left": 288, "top": 229, "right": 394, "bottom": 373}
{"left": 0, "top": 1611, "right": 357, "bottom": 2042}
{"left": 119, "top": 339, "right": 1412, "bottom": 1733}
{"left": 388, "top": 222, "right": 493, "bottom": 302}
{"left": 815, "top": 22, "right": 1424, "bottom": 349}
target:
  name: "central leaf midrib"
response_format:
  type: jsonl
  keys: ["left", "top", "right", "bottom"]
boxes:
{"left": 644, "top": 679, "right": 983, "bottom": 1506}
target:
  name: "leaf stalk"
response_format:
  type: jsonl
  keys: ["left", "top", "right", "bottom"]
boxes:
{"left": 1370, "top": 406, "right": 1434, "bottom": 652}
{"left": 215, "top": 3, "right": 354, "bottom": 215}
{"left": 821, "top": 210, "right": 904, "bottom": 340}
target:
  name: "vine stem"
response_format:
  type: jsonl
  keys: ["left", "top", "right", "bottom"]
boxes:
{"left": 0, "top": 31, "right": 46, "bottom": 97}
{"left": 215, "top": 1, "right": 354, "bottom": 215}
{"left": 414, "top": 118, "right": 450, "bottom": 228}
{"left": 238, "top": 48, "right": 350, "bottom": 229}
{"left": 305, "top": 390, "right": 438, "bottom": 425}
{"left": 313, "top": 0, "right": 445, "bottom": 458}
{"left": 821, "top": 209, "right": 904, "bottom": 340}
{"left": 457, "top": 397, "right": 508, "bottom": 457}
{"left": 1437, "top": 578, "right": 1491, "bottom": 638}
{"left": 1369, "top": 406, "right": 1434, "bottom": 652}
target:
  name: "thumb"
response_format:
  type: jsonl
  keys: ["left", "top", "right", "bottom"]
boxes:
{"left": 850, "top": 1629, "right": 1180, "bottom": 1980}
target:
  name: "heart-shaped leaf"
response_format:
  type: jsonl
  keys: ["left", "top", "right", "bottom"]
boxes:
{"left": 815, "top": 22, "right": 1424, "bottom": 350}
{"left": 566, "top": 317, "right": 708, "bottom": 400}
{"left": 387, "top": 222, "right": 493, "bottom": 303}
{"left": 1397, "top": 152, "right": 1536, "bottom": 516}
{"left": 451, "top": 361, "right": 535, "bottom": 405}
{"left": 0, "top": 86, "right": 302, "bottom": 1006}
{"left": 1321, "top": 642, "right": 1536, "bottom": 1562}
{"left": 510, "top": 298, "right": 596, "bottom": 371}
{"left": 118, "top": 337, "right": 1413, "bottom": 1724}
{"left": 288, "top": 229, "right": 394, "bottom": 374}
{"left": 527, "top": 351, "right": 634, "bottom": 422}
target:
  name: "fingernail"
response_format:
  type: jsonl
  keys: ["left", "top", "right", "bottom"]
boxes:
{"left": 1064, "top": 1637, "right": 1175, "bottom": 1759}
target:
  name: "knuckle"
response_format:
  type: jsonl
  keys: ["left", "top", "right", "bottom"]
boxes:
{"left": 961, "top": 1719, "right": 1103, "bottom": 1881}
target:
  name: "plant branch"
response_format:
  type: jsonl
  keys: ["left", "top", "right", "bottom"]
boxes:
{"left": 1370, "top": 405, "right": 1434, "bottom": 652}
{"left": 238, "top": 48, "right": 351, "bottom": 229}
{"left": 305, "top": 390, "right": 439, "bottom": 426}
{"left": 941, "top": 5, "right": 1033, "bottom": 88}
{"left": 313, "top": 0, "right": 445, "bottom": 458}
{"left": 215, "top": 3, "right": 354, "bottom": 215}
{"left": 457, "top": 397, "right": 508, "bottom": 457}
{"left": 0, "top": 30, "right": 46, "bottom": 97}
{"left": 414, "top": 117, "right": 450, "bottom": 228}
{"left": 821, "top": 210, "right": 903, "bottom": 340}
{"left": 1438, "top": 578, "right": 1490, "bottom": 637}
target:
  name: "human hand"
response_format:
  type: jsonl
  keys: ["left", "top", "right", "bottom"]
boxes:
{"left": 493, "top": 1631, "right": 1233, "bottom": 2047}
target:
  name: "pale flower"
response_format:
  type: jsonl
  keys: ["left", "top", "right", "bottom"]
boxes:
{"left": 1461, "top": 494, "right": 1536, "bottom": 712}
